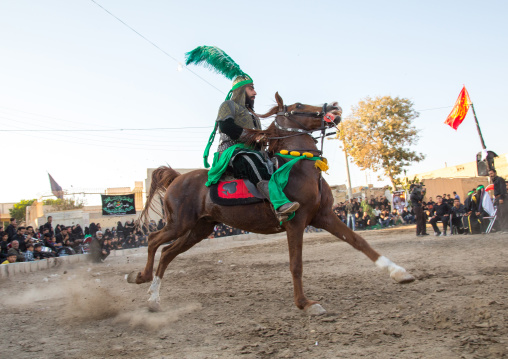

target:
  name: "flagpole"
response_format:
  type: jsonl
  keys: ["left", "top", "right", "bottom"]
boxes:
{"left": 470, "top": 103, "right": 487, "bottom": 150}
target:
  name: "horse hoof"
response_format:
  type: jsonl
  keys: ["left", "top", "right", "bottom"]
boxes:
{"left": 391, "top": 270, "right": 415, "bottom": 284}
{"left": 148, "top": 301, "right": 161, "bottom": 312}
{"left": 305, "top": 303, "right": 327, "bottom": 316}
{"left": 126, "top": 271, "right": 139, "bottom": 284}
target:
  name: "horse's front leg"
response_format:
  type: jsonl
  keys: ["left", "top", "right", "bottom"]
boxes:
{"left": 312, "top": 212, "right": 415, "bottom": 284}
{"left": 286, "top": 224, "right": 327, "bottom": 316}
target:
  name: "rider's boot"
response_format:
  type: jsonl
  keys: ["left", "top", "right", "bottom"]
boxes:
{"left": 256, "top": 180, "right": 300, "bottom": 216}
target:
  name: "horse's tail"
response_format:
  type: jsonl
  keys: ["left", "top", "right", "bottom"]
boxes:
{"left": 139, "top": 166, "right": 181, "bottom": 226}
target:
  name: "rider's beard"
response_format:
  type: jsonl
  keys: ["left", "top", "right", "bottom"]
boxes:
{"left": 245, "top": 96, "right": 255, "bottom": 111}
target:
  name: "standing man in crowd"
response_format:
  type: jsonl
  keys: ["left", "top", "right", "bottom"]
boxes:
{"left": 345, "top": 198, "right": 359, "bottom": 231}
{"left": 410, "top": 184, "right": 428, "bottom": 236}
{"left": 489, "top": 169, "right": 508, "bottom": 232}
{"left": 43, "top": 216, "right": 54, "bottom": 236}
{"left": 6, "top": 218, "right": 17, "bottom": 241}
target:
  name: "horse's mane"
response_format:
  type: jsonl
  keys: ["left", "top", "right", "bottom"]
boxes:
{"left": 257, "top": 105, "right": 279, "bottom": 119}
{"left": 243, "top": 105, "right": 283, "bottom": 153}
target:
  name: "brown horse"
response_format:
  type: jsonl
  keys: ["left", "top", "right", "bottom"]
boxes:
{"left": 127, "top": 92, "right": 415, "bottom": 315}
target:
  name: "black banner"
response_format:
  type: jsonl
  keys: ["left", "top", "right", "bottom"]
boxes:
{"left": 101, "top": 194, "right": 136, "bottom": 216}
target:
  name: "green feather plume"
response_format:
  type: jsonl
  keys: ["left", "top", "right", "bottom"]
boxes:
{"left": 185, "top": 46, "right": 248, "bottom": 80}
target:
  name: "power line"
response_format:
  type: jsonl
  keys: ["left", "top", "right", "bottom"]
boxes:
{"left": 0, "top": 106, "right": 212, "bottom": 142}
{"left": 416, "top": 106, "right": 452, "bottom": 112}
{"left": 89, "top": 0, "right": 225, "bottom": 95}
{"left": 0, "top": 126, "right": 212, "bottom": 132}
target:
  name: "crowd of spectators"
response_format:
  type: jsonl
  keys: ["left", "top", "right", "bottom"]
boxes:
{"left": 333, "top": 195, "right": 414, "bottom": 231}
{"left": 331, "top": 189, "right": 499, "bottom": 236}
{"left": 0, "top": 216, "right": 154, "bottom": 264}
{"left": 1, "top": 216, "right": 256, "bottom": 265}
{"left": 209, "top": 223, "right": 248, "bottom": 238}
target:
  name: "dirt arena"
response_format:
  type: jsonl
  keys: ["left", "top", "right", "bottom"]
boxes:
{"left": 1, "top": 226, "right": 507, "bottom": 358}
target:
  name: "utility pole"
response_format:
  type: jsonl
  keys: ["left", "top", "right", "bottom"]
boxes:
{"left": 470, "top": 103, "right": 487, "bottom": 150}
{"left": 343, "top": 143, "right": 353, "bottom": 200}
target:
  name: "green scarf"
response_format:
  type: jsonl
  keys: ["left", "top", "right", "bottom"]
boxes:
{"left": 206, "top": 148, "right": 325, "bottom": 222}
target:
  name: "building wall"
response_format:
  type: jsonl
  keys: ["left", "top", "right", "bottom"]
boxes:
{"left": 421, "top": 177, "right": 489, "bottom": 203}
{"left": 416, "top": 153, "right": 508, "bottom": 180}
{"left": 0, "top": 202, "right": 15, "bottom": 224}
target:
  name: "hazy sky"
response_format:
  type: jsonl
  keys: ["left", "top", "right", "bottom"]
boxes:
{"left": 1, "top": 0, "right": 507, "bottom": 204}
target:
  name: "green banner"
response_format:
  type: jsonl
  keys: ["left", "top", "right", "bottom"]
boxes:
{"left": 101, "top": 194, "right": 136, "bottom": 216}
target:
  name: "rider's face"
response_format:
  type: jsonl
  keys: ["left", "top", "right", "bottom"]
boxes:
{"left": 245, "top": 85, "right": 256, "bottom": 101}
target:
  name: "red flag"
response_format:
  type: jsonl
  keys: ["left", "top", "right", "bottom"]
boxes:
{"left": 444, "top": 86, "right": 472, "bottom": 130}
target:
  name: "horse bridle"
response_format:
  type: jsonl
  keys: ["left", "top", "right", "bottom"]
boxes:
{"left": 270, "top": 103, "right": 339, "bottom": 155}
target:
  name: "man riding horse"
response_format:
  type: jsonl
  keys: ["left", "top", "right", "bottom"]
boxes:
{"left": 186, "top": 46, "right": 299, "bottom": 221}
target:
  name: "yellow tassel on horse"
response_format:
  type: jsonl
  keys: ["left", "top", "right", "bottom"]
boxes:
{"left": 315, "top": 158, "right": 329, "bottom": 173}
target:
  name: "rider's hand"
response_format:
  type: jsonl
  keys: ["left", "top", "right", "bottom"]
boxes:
{"left": 256, "top": 134, "right": 266, "bottom": 143}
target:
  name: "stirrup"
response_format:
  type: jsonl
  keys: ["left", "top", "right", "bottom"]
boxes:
{"left": 277, "top": 202, "right": 300, "bottom": 214}
{"left": 277, "top": 213, "right": 290, "bottom": 222}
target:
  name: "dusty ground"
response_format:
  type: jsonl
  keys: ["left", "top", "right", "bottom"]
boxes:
{"left": 1, "top": 226, "right": 507, "bottom": 359}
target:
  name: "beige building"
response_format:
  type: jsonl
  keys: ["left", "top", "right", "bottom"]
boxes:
{"left": 415, "top": 153, "right": 508, "bottom": 180}
{"left": 0, "top": 203, "right": 15, "bottom": 227}
{"left": 411, "top": 153, "right": 508, "bottom": 201}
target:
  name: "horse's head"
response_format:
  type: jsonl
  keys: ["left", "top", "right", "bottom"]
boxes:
{"left": 272, "top": 92, "right": 342, "bottom": 132}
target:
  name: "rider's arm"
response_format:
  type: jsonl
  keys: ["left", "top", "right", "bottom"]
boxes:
{"left": 218, "top": 117, "right": 244, "bottom": 140}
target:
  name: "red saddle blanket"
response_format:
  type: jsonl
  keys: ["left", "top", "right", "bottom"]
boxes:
{"left": 209, "top": 179, "right": 263, "bottom": 206}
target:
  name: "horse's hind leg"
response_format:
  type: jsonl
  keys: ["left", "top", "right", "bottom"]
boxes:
{"left": 312, "top": 213, "right": 415, "bottom": 283}
{"left": 147, "top": 220, "right": 214, "bottom": 311}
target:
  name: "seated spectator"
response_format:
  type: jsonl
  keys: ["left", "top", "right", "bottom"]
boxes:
{"left": 379, "top": 210, "right": 392, "bottom": 228}
{"left": 446, "top": 194, "right": 454, "bottom": 206}
{"left": 429, "top": 195, "right": 451, "bottom": 236}
{"left": 25, "top": 232, "right": 36, "bottom": 246}
{"left": 55, "top": 226, "right": 69, "bottom": 246}
{"left": 451, "top": 198, "right": 466, "bottom": 234}
{"left": 33, "top": 243, "right": 53, "bottom": 259}
{"left": 8, "top": 241, "right": 25, "bottom": 262}
{"left": 26, "top": 226, "right": 35, "bottom": 238}
{"left": 104, "top": 229, "right": 113, "bottom": 240}
{"left": 401, "top": 207, "right": 415, "bottom": 224}
{"left": 111, "top": 236, "right": 122, "bottom": 250}
{"left": 391, "top": 209, "right": 402, "bottom": 225}
{"left": 157, "top": 219, "right": 165, "bottom": 230}
{"left": 43, "top": 233, "right": 59, "bottom": 253}
{"left": 2, "top": 253, "right": 17, "bottom": 265}
{"left": 102, "top": 238, "right": 113, "bottom": 259}
{"left": 72, "top": 224, "right": 84, "bottom": 239}
{"left": 373, "top": 206, "right": 381, "bottom": 222}
{"left": 355, "top": 212, "right": 365, "bottom": 229}
{"left": 24, "top": 243, "right": 35, "bottom": 262}
{"left": 139, "top": 235, "right": 148, "bottom": 246}
{"left": 380, "top": 196, "right": 390, "bottom": 211}
{"left": 12, "top": 226, "right": 27, "bottom": 251}
{"left": 362, "top": 212, "right": 374, "bottom": 227}
{"left": 426, "top": 197, "right": 435, "bottom": 212}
